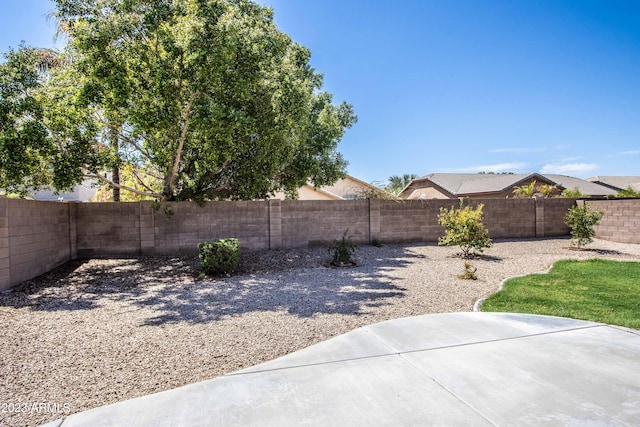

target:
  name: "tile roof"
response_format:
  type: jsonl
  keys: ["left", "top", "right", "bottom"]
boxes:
{"left": 586, "top": 176, "right": 640, "bottom": 192}
{"left": 542, "top": 174, "right": 617, "bottom": 197}
{"left": 408, "top": 173, "right": 616, "bottom": 197}
{"left": 419, "top": 173, "right": 542, "bottom": 195}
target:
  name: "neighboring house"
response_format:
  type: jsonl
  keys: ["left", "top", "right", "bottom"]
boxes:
{"left": 399, "top": 173, "right": 617, "bottom": 199}
{"left": 273, "top": 174, "right": 395, "bottom": 200}
{"left": 540, "top": 174, "right": 618, "bottom": 198}
{"left": 32, "top": 179, "right": 100, "bottom": 202}
{"left": 586, "top": 176, "right": 640, "bottom": 193}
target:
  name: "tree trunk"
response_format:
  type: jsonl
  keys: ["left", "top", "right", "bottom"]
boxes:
{"left": 112, "top": 165, "right": 120, "bottom": 202}
{"left": 110, "top": 123, "right": 121, "bottom": 202}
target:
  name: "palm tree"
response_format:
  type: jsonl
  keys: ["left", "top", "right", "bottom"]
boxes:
{"left": 386, "top": 174, "right": 418, "bottom": 195}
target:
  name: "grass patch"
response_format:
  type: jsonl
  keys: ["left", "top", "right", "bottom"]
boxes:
{"left": 481, "top": 259, "right": 640, "bottom": 329}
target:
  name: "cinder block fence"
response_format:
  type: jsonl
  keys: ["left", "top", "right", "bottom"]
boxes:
{"left": 584, "top": 199, "right": 640, "bottom": 244}
{"left": 2, "top": 196, "right": 638, "bottom": 291}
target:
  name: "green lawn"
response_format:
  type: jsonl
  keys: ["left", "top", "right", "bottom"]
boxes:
{"left": 481, "top": 259, "right": 640, "bottom": 329}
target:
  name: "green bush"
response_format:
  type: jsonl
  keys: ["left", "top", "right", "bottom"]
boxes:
{"left": 561, "top": 188, "right": 588, "bottom": 198}
{"left": 198, "top": 238, "right": 240, "bottom": 276}
{"left": 331, "top": 229, "right": 358, "bottom": 266}
{"left": 616, "top": 186, "right": 640, "bottom": 198}
{"left": 564, "top": 204, "right": 604, "bottom": 248}
{"left": 371, "top": 238, "right": 384, "bottom": 247}
{"left": 438, "top": 201, "right": 492, "bottom": 258}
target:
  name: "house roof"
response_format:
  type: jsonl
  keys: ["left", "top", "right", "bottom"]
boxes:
{"left": 320, "top": 174, "right": 397, "bottom": 199}
{"left": 402, "top": 173, "right": 616, "bottom": 198}
{"left": 543, "top": 174, "right": 617, "bottom": 197}
{"left": 412, "top": 173, "right": 551, "bottom": 196}
{"left": 274, "top": 174, "right": 397, "bottom": 200}
{"left": 586, "top": 176, "right": 640, "bottom": 192}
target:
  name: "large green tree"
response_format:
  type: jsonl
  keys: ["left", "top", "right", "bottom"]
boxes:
{"left": 1, "top": 0, "right": 356, "bottom": 201}
{"left": 0, "top": 46, "right": 55, "bottom": 195}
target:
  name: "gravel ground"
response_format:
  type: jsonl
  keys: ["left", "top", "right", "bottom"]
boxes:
{"left": 2, "top": 237, "right": 640, "bottom": 427}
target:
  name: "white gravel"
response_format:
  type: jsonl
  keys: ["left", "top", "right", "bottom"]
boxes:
{"left": 2, "top": 237, "right": 639, "bottom": 427}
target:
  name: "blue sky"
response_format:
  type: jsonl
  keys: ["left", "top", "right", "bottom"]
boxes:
{"left": 2, "top": 0, "right": 639, "bottom": 185}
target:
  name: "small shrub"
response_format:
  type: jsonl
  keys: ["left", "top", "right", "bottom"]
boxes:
{"left": 198, "top": 238, "right": 240, "bottom": 276}
{"left": 438, "top": 201, "right": 492, "bottom": 258}
{"left": 371, "top": 238, "right": 384, "bottom": 247}
{"left": 457, "top": 261, "right": 478, "bottom": 280}
{"left": 564, "top": 204, "right": 604, "bottom": 248}
{"left": 331, "top": 229, "right": 358, "bottom": 266}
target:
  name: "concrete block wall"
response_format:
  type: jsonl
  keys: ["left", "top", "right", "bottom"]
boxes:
{"left": 76, "top": 202, "right": 141, "bottom": 257}
{"left": 10, "top": 196, "right": 639, "bottom": 291}
{"left": 543, "top": 198, "right": 575, "bottom": 237}
{"left": 378, "top": 200, "right": 444, "bottom": 243}
{"left": 0, "top": 197, "right": 9, "bottom": 290}
{"left": 586, "top": 199, "right": 640, "bottom": 244}
{"left": 0, "top": 197, "right": 72, "bottom": 291}
{"left": 463, "top": 199, "right": 536, "bottom": 239}
{"left": 153, "top": 201, "right": 269, "bottom": 254}
{"left": 281, "top": 200, "right": 370, "bottom": 248}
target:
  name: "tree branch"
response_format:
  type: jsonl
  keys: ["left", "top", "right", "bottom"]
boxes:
{"left": 129, "top": 168, "right": 156, "bottom": 193}
{"left": 85, "top": 173, "right": 160, "bottom": 198}
{"left": 168, "top": 92, "right": 197, "bottom": 196}
{"left": 119, "top": 133, "right": 153, "bottom": 162}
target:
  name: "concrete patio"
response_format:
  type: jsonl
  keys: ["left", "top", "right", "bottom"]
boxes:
{"left": 44, "top": 312, "right": 640, "bottom": 426}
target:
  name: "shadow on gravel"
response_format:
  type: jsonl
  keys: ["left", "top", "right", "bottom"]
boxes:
{"left": 565, "top": 247, "right": 625, "bottom": 256}
{"left": 447, "top": 253, "right": 504, "bottom": 262}
{"left": 0, "top": 257, "right": 196, "bottom": 312}
{"left": 0, "top": 247, "right": 420, "bottom": 325}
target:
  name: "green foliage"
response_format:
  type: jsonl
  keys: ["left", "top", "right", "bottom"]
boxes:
{"left": 331, "top": 229, "right": 358, "bottom": 266}
{"left": 44, "top": 0, "right": 356, "bottom": 201}
{"left": 616, "top": 186, "right": 640, "bottom": 198}
{"left": 198, "top": 238, "right": 240, "bottom": 276}
{"left": 0, "top": 45, "right": 56, "bottom": 195}
{"left": 564, "top": 203, "right": 604, "bottom": 248}
{"left": 438, "top": 201, "right": 492, "bottom": 258}
{"left": 561, "top": 188, "right": 589, "bottom": 198}
{"left": 481, "top": 259, "right": 640, "bottom": 329}
{"left": 371, "top": 238, "right": 384, "bottom": 247}
{"left": 512, "top": 180, "right": 537, "bottom": 198}
{"left": 513, "top": 180, "right": 560, "bottom": 198}
{"left": 538, "top": 183, "right": 558, "bottom": 197}
{"left": 457, "top": 261, "right": 478, "bottom": 280}
{"left": 384, "top": 174, "right": 418, "bottom": 195}
{"left": 93, "top": 164, "right": 163, "bottom": 201}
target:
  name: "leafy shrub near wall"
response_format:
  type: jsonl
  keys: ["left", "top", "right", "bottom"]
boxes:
{"left": 331, "top": 229, "right": 358, "bottom": 266}
{"left": 198, "top": 238, "right": 240, "bottom": 276}
{"left": 565, "top": 204, "right": 604, "bottom": 248}
{"left": 438, "top": 201, "right": 492, "bottom": 258}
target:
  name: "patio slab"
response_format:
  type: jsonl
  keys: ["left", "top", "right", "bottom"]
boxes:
{"left": 47, "top": 312, "right": 640, "bottom": 426}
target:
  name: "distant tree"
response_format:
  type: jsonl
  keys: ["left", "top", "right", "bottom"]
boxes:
{"left": 513, "top": 180, "right": 537, "bottom": 198}
{"left": 513, "top": 180, "right": 560, "bottom": 198}
{"left": 538, "top": 183, "right": 559, "bottom": 197}
{"left": 616, "top": 186, "right": 640, "bottom": 198}
{"left": 562, "top": 188, "right": 589, "bottom": 198}
{"left": 478, "top": 171, "right": 514, "bottom": 175}
{"left": 384, "top": 174, "right": 418, "bottom": 195}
